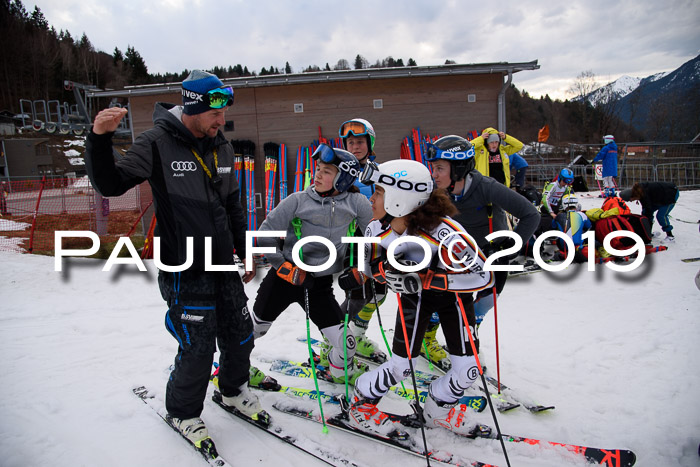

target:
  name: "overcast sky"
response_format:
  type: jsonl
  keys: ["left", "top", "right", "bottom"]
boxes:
{"left": 29, "top": 0, "right": 700, "bottom": 100}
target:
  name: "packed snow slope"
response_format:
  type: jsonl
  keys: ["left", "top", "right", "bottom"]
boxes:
{"left": 1, "top": 191, "right": 699, "bottom": 467}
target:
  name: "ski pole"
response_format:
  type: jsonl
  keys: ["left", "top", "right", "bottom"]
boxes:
{"left": 455, "top": 293, "right": 511, "bottom": 467}
{"left": 486, "top": 204, "right": 503, "bottom": 392}
{"left": 304, "top": 287, "right": 328, "bottom": 434}
{"left": 396, "top": 293, "right": 431, "bottom": 466}
{"left": 369, "top": 280, "right": 410, "bottom": 397}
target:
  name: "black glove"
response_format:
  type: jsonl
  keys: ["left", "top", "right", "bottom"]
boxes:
{"left": 481, "top": 236, "right": 518, "bottom": 265}
{"left": 338, "top": 267, "right": 366, "bottom": 291}
{"left": 369, "top": 257, "right": 388, "bottom": 284}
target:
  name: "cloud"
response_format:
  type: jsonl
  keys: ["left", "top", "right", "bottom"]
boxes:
{"left": 30, "top": 0, "right": 700, "bottom": 99}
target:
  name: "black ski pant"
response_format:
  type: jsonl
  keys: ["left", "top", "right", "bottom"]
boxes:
{"left": 159, "top": 270, "right": 253, "bottom": 420}
{"left": 253, "top": 269, "right": 345, "bottom": 330}
{"left": 391, "top": 290, "right": 479, "bottom": 359}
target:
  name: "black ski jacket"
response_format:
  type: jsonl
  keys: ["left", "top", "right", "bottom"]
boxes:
{"left": 452, "top": 171, "right": 540, "bottom": 248}
{"left": 85, "top": 103, "right": 247, "bottom": 270}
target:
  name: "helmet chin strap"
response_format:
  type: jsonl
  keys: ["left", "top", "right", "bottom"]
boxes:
{"left": 314, "top": 186, "right": 336, "bottom": 198}
{"left": 379, "top": 213, "right": 394, "bottom": 229}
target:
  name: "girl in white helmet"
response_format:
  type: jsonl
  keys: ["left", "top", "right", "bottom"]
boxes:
{"left": 341, "top": 159, "right": 494, "bottom": 438}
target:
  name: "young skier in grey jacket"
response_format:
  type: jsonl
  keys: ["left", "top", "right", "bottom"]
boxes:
{"left": 251, "top": 144, "right": 373, "bottom": 384}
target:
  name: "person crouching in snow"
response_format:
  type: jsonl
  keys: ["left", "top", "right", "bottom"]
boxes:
{"left": 251, "top": 144, "right": 373, "bottom": 385}
{"left": 551, "top": 193, "right": 592, "bottom": 262}
{"left": 342, "top": 160, "right": 494, "bottom": 438}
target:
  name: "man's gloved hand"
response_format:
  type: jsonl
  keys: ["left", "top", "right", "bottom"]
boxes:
{"left": 338, "top": 266, "right": 366, "bottom": 291}
{"left": 481, "top": 236, "right": 518, "bottom": 265}
{"left": 276, "top": 261, "right": 314, "bottom": 287}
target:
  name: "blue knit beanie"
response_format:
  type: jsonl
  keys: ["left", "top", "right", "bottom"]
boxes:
{"left": 181, "top": 70, "right": 225, "bottom": 115}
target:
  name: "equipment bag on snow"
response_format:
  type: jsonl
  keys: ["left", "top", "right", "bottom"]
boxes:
{"left": 594, "top": 215, "right": 636, "bottom": 251}
{"left": 620, "top": 214, "right": 653, "bottom": 244}
{"left": 601, "top": 196, "right": 631, "bottom": 216}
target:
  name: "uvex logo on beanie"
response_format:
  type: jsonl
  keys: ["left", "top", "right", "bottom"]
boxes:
{"left": 181, "top": 70, "right": 225, "bottom": 115}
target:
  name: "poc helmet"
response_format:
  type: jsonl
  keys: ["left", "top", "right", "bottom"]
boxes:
{"left": 559, "top": 168, "right": 574, "bottom": 184}
{"left": 426, "top": 135, "right": 476, "bottom": 182}
{"left": 339, "top": 118, "right": 376, "bottom": 159}
{"left": 560, "top": 193, "right": 580, "bottom": 210}
{"left": 311, "top": 144, "right": 361, "bottom": 193}
{"left": 369, "top": 160, "right": 434, "bottom": 217}
{"left": 603, "top": 134, "right": 615, "bottom": 145}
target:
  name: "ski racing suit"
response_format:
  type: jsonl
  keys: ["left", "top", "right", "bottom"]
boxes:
{"left": 354, "top": 217, "right": 494, "bottom": 404}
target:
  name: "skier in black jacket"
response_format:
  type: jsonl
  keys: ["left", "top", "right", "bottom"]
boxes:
{"left": 425, "top": 135, "right": 540, "bottom": 366}
{"left": 620, "top": 181, "right": 680, "bottom": 242}
{"left": 85, "top": 70, "right": 262, "bottom": 454}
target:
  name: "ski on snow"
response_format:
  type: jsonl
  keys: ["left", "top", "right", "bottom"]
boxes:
{"left": 133, "top": 386, "right": 231, "bottom": 467}
{"left": 210, "top": 390, "right": 360, "bottom": 466}
{"left": 272, "top": 399, "right": 495, "bottom": 467}
{"left": 387, "top": 410, "right": 637, "bottom": 467}
{"left": 294, "top": 337, "right": 518, "bottom": 413}
{"left": 267, "top": 358, "right": 491, "bottom": 413}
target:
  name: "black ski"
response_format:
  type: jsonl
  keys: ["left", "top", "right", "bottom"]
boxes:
{"left": 386, "top": 411, "right": 636, "bottom": 466}
{"left": 272, "top": 401, "right": 495, "bottom": 467}
{"left": 133, "top": 386, "right": 230, "bottom": 467}
{"left": 211, "top": 391, "right": 360, "bottom": 466}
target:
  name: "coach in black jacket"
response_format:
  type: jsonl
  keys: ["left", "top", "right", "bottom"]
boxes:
{"left": 85, "top": 70, "right": 260, "bottom": 449}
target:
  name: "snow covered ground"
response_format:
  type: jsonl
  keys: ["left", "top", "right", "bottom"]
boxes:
{"left": 1, "top": 191, "right": 699, "bottom": 467}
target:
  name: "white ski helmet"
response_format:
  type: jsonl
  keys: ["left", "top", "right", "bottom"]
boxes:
{"left": 362, "top": 160, "right": 434, "bottom": 217}
{"left": 603, "top": 135, "right": 615, "bottom": 144}
{"left": 561, "top": 193, "right": 580, "bottom": 210}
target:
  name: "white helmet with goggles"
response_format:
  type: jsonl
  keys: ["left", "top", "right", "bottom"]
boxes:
{"left": 361, "top": 160, "right": 434, "bottom": 217}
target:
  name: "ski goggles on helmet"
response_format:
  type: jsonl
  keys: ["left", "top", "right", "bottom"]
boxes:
{"left": 426, "top": 145, "right": 475, "bottom": 162}
{"left": 339, "top": 120, "right": 370, "bottom": 138}
{"left": 360, "top": 162, "right": 434, "bottom": 193}
{"left": 205, "top": 86, "right": 234, "bottom": 109}
{"left": 311, "top": 144, "right": 336, "bottom": 163}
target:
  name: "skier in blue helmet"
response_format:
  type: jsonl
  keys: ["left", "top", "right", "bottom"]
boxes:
{"left": 541, "top": 168, "right": 576, "bottom": 219}
{"left": 251, "top": 143, "right": 373, "bottom": 386}
{"left": 426, "top": 135, "right": 539, "bottom": 364}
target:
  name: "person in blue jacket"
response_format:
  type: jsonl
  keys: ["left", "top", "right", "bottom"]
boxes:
{"left": 508, "top": 152, "right": 529, "bottom": 189}
{"left": 593, "top": 135, "right": 618, "bottom": 198}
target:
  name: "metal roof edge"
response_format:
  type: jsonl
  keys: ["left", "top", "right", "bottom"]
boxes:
{"left": 87, "top": 60, "right": 539, "bottom": 98}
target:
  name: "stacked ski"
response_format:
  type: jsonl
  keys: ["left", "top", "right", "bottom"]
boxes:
{"left": 278, "top": 143, "right": 288, "bottom": 201}
{"left": 263, "top": 142, "right": 279, "bottom": 216}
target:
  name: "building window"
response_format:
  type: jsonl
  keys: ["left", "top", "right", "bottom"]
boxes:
{"left": 373, "top": 99, "right": 383, "bottom": 109}
{"left": 467, "top": 94, "right": 476, "bottom": 103}
{"left": 294, "top": 103, "right": 304, "bottom": 113}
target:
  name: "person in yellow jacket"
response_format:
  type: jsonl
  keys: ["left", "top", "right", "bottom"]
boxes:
{"left": 471, "top": 127, "right": 524, "bottom": 188}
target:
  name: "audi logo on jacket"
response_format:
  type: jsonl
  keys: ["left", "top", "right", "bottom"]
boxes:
{"left": 85, "top": 102, "right": 246, "bottom": 271}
